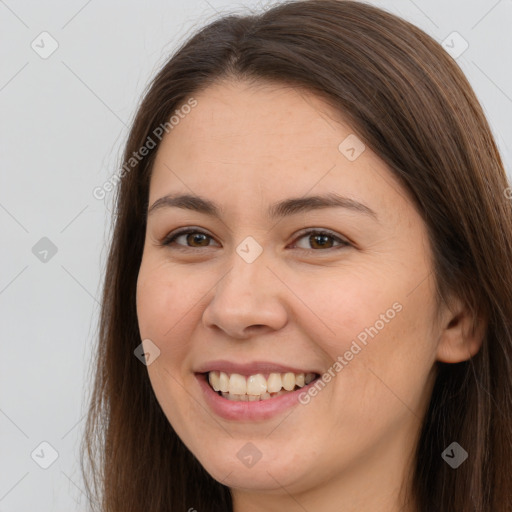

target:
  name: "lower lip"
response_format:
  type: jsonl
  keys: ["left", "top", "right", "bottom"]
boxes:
{"left": 195, "top": 373, "right": 320, "bottom": 421}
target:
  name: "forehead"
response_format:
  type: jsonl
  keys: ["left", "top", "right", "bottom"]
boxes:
{"left": 165, "top": 79, "right": 349, "bottom": 155}
{"left": 148, "top": 79, "right": 410, "bottom": 223}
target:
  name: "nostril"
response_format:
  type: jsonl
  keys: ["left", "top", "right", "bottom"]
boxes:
{"left": 247, "top": 324, "right": 266, "bottom": 333}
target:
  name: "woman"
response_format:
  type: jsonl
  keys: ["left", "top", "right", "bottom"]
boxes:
{"left": 81, "top": 1, "right": 512, "bottom": 511}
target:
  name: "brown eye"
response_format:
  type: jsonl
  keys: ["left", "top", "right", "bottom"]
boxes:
{"left": 161, "top": 229, "right": 217, "bottom": 249}
{"left": 292, "top": 230, "right": 350, "bottom": 251}
{"left": 160, "top": 227, "right": 350, "bottom": 252}
{"left": 309, "top": 233, "right": 334, "bottom": 249}
{"left": 183, "top": 232, "right": 210, "bottom": 247}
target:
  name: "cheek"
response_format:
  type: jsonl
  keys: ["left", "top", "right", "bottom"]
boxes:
{"left": 136, "top": 270, "right": 167, "bottom": 339}
{"left": 301, "top": 266, "right": 406, "bottom": 356}
{"left": 136, "top": 258, "right": 219, "bottom": 377}
{"left": 310, "top": 268, "right": 437, "bottom": 418}
{"left": 136, "top": 266, "right": 193, "bottom": 419}
{"left": 331, "top": 301, "right": 437, "bottom": 434}
{"left": 136, "top": 267, "right": 187, "bottom": 376}
{"left": 136, "top": 262, "right": 190, "bottom": 356}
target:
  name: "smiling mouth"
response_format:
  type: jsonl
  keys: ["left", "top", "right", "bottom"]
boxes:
{"left": 203, "top": 371, "right": 320, "bottom": 402}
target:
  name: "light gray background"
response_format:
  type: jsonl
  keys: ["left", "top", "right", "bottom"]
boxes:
{"left": 1, "top": 0, "right": 511, "bottom": 510}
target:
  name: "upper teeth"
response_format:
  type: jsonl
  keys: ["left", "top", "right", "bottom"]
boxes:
{"left": 208, "top": 371, "right": 317, "bottom": 395}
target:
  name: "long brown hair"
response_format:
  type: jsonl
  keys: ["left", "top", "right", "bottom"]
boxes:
{"left": 80, "top": 1, "right": 512, "bottom": 510}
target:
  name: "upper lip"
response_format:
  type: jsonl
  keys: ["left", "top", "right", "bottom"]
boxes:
{"left": 194, "top": 360, "right": 321, "bottom": 376}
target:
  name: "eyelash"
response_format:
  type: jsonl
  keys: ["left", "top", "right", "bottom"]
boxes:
{"left": 158, "top": 227, "right": 350, "bottom": 252}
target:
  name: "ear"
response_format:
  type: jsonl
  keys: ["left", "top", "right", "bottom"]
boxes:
{"left": 436, "top": 295, "right": 487, "bottom": 363}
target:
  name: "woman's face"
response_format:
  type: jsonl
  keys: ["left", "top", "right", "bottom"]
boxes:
{"left": 136, "top": 80, "right": 445, "bottom": 506}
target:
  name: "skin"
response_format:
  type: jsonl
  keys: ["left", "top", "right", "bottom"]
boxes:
{"left": 135, "top": 79, "right": 484, "bottom": 512}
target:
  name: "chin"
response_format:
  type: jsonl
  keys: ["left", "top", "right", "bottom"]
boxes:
{"left": 194, "top": 446, "right": 310, "bottom": 491}
{"left": 210, "top": 464, "right": 300, "bottom": 491}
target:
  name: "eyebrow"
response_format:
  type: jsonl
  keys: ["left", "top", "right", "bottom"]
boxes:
{"left": 147, "top": 192, "right": 378, "bottom": 221}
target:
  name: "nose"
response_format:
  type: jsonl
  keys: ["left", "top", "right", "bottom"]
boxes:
{"left": 201, "top": 251, "right": 289, "bottom": 339}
